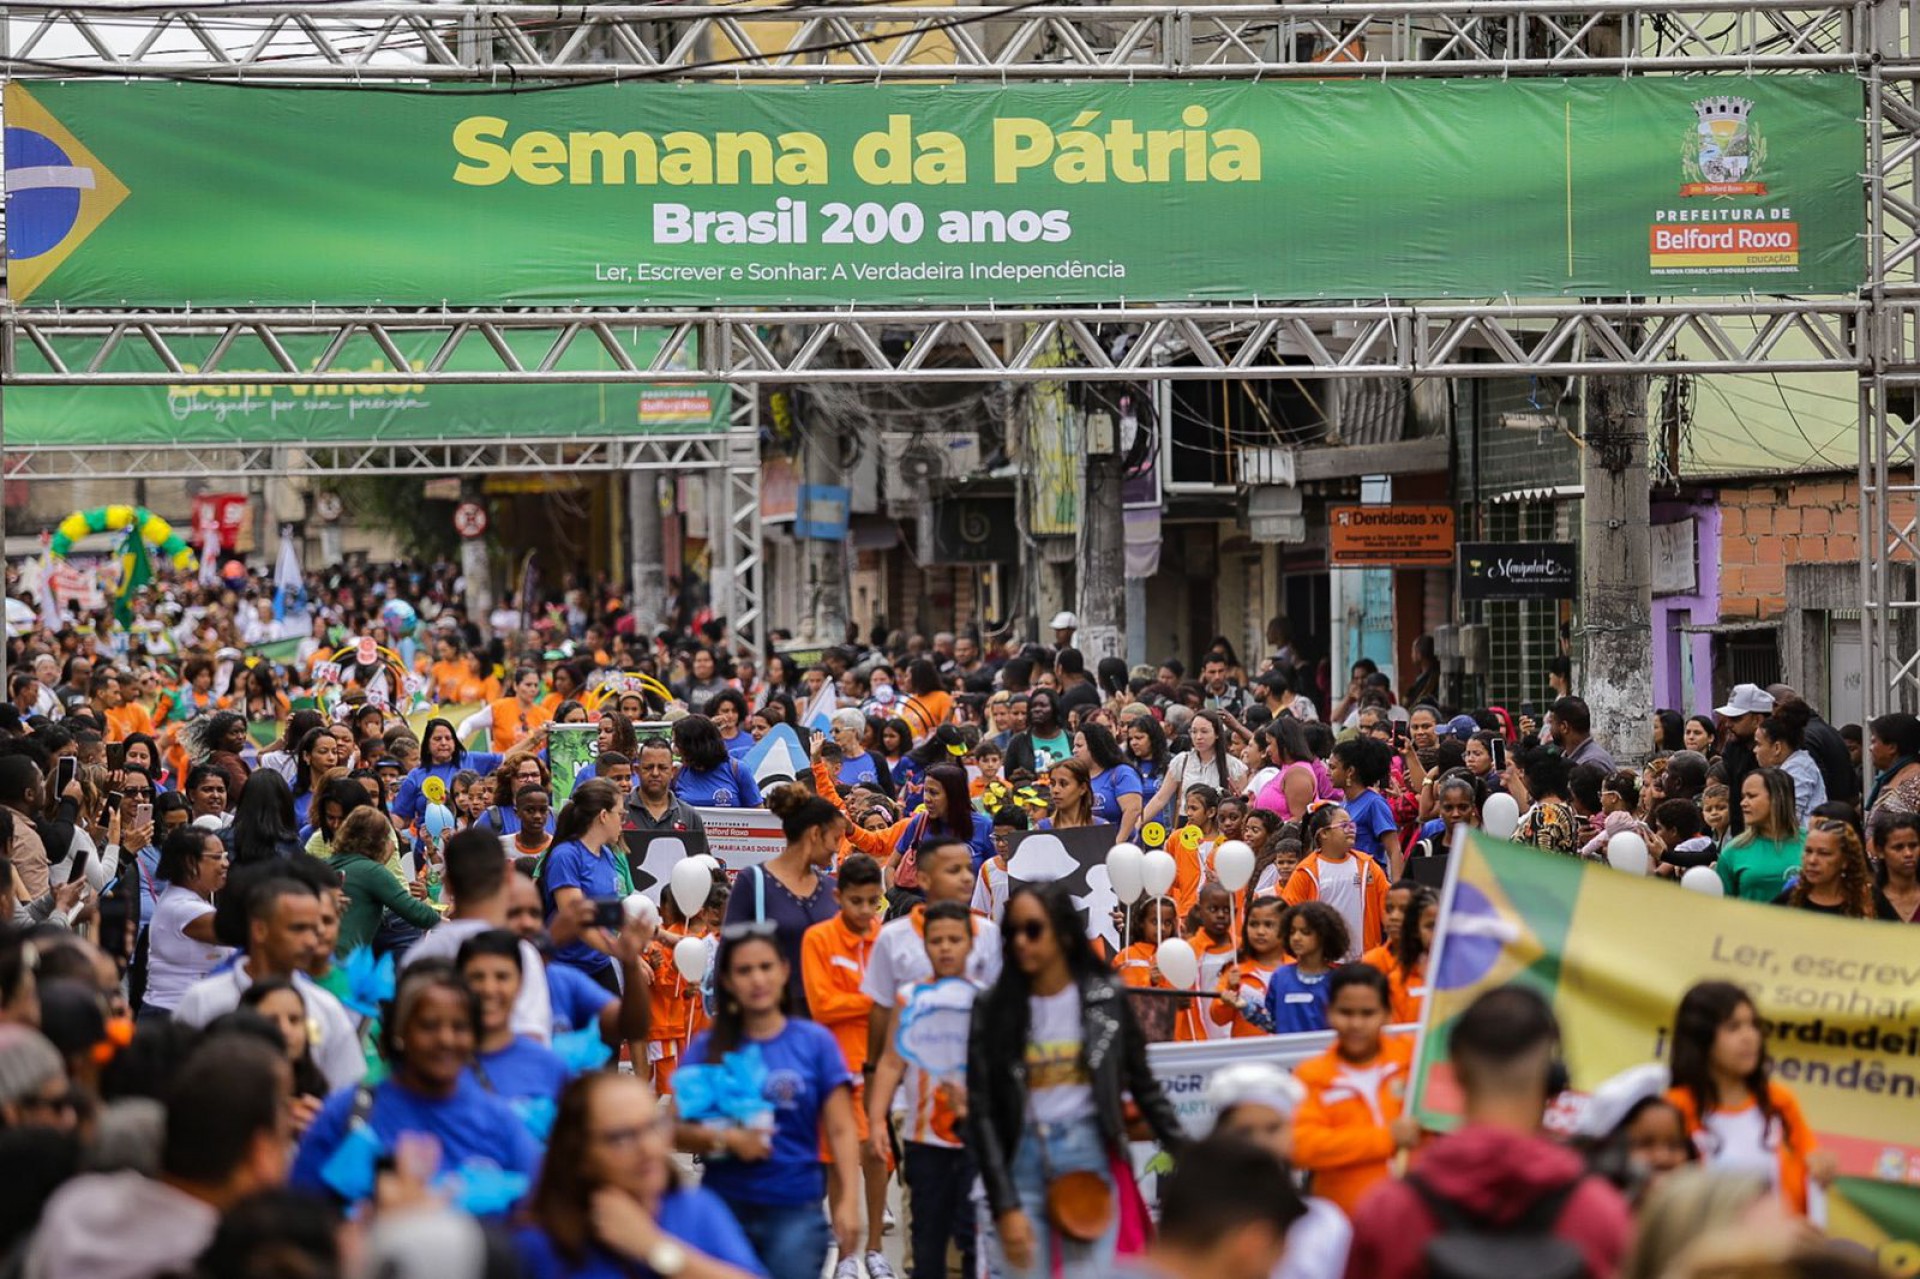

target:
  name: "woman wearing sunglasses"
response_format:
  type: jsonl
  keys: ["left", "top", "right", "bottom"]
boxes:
{"left": 518, "top": 1072, "right": 764, "bottom": 1279}
{"left": 676, "top": 925, "right": 862, "bottom": 1279}
{"left": 967, "top": 884, "right": 1186, "bottom": 1279}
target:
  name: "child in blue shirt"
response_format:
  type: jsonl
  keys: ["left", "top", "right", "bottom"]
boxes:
{"left": 1330, "top": 739, "right": 1401, "bottom": 876}
{"left": 1249, "top": 900, "right": 1351, "bottom": 1035}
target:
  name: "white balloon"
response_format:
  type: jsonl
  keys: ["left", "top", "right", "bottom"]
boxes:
{"left": 623, "top": 893, "right": 659, "bottom": 929}
{"left": 1141, "top": 849, "right": 1178, "bottom": 899}
{"left": 670, "top": 857, "right": 714, "bottom": 918}
{"left": 691, "top": 854, "right": 721, "bottom": 874}
{"left": 673, "top": 935, "right": 709, "bottom": 983}
{"left": 1155, "top": 937, "right": 1199, "bottom": 990}
{"left": 1482, "top": 793, "right": 1521, "bottom": 840}
{"left": 1213, "top": 840, "right": 1256, "bottom": 892}
{"left": 1106, "top": 844, "right": 1146, "bottom": 905}
{"left": 1681, "top": 865, "right": 1725, "bottom": 896}
{"left": 1606, "top": 832, "right": 1651, "bottom": 876}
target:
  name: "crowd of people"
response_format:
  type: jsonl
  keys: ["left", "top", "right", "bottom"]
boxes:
{"left": 0, "top": 558, "right": 1899, "bottom": 1279}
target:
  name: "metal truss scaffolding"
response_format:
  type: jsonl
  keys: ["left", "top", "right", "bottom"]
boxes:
{"left": 0, "top": 0, "right": 1913, "bottom": 692}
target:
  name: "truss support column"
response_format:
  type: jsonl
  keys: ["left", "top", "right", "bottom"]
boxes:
{"left": 1579, "top": 363, "right": 1653, "bottom": 767}
{"left": 802, "top": 402, "right": 849, "bottom": 646}
{"left": 717, "top": 387, "right": 765, "bottom": 658}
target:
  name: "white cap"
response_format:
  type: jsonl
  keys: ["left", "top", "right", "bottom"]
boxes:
{"left": 1205, "top": 1061, "right": 1306, "bottom": 1131}
{"left": 1049, "top": 611, "right": 1079, "bottom": 631}
{"left": 191, "top": 814, "right": 226, "bottom": 832}
{"left": 1716, "top": 683, "right": 1775, "bottom": 718}
{"left": 1575, "top": 1062, "right": 1671, "bottom": 1138}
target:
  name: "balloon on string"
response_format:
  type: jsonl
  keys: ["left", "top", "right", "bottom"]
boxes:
{"left": 1606, "top": 832, "right": 1651, "bottom": 876}
{"left": 1681, "top": 866, "right": 1725, "bottom": 895}
{"left": 673, "top": 936, "right": 709, "bottom": 983}
{"left": 1482, "top": 793, "right": 1521, "bottom": 840}
{"left": 1214, "top": 840, "right": 1255, "bottom": 892}
{"left": 1106, "top": 843, "right": 1145, "bottom": 905}
{"left": 1141, "top": 849, "right": 1178, "bottom": 899}
{"left": 670, "top": 858, "right": 714, "bottom": 918}
{"left": 1155, "top": 938, "right": 1198, "bottom": 990}
{"left": 422, "top": 803, "right": 456, "bottom": 841}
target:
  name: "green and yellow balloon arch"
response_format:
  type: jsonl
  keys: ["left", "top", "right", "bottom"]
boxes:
{"left": 49, "top": 506, "right": 197, "bottom": 571}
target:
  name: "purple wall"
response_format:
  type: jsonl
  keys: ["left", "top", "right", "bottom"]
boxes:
{"left": 1650, "top": 496, "right": 1721, "bottom": 715}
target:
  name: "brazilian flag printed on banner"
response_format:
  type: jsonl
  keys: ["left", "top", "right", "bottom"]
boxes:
{"left": 1409, "top": 831, "right": 1920, "bottom": 1183}
{"left": 1827, "top": 1176, "right": 1920, "bottom": 1272}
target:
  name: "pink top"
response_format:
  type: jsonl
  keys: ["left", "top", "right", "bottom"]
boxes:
{"left": 1255, "top": 760, "right": 1338, "bottom": 821}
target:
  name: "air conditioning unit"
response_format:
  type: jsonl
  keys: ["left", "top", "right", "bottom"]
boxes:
{"left": 880, "top": 431, "right": 981, "bottom": 514}
{"left": 1433, "top": 624, "right": 1461, "bottom": 665}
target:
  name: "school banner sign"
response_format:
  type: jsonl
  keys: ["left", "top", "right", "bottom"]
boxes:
{"left": 1412, "top": 833, "right": 1920, "bottom": 1184}
{"left": 7, "top": 328, "right": 729, "bottom": 448}
{"left": 3, "top": 76, "right": 1862, "bottom": 309}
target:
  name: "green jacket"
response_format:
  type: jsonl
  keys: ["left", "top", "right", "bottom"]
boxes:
{"left": 328, "top": 852, "right": 443, "bottom": 954}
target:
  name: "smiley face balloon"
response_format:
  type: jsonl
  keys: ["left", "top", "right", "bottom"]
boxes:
{"left": 421, "top": 776, "right": 447, "bottom": 806}
{"left": 1140, "top": 821, "right": 1168, "bottom": 849}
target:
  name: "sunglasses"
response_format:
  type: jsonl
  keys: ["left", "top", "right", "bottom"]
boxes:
{"left": 1011, "top": 919, "right": 1050, "bottom": 943}
{"left": 720, "top": 920, "right": 778, "bottom": 942}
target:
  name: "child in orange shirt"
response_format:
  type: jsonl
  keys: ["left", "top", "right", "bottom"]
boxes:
{"left": 644, "top": 873, "right": 724, "bottom": 1094}
{"left": 1284, "top": 802, "right": 1391, "bottom": 959}
{"left": 1116, "top": 897, "right": 1181, "bottom": 989}
{"left": 1386, "top": 887, "right": 1436, "bottom": 1025}
{"left": 799, "top": 853, "right": 891, "bottom": 1266}
{"left": 1211, "top": 895, "right": 1286, "bottom": 1038}
{"left": 1291, "top": 964, "right": 1418, "bottom": 1217}
{"left": 1360, "top": 880, "right": 1418, "bottom": 976}
{"left": 1177, "top": 882, "right": 1239, "bottom": 1041}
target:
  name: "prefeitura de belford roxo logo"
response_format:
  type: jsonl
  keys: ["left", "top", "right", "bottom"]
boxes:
{"left": 1648, "top": 94, "right": 1797, "bottom": 276}
{"left": 1681, "top": 96, "right": 1768, "bottom": 197}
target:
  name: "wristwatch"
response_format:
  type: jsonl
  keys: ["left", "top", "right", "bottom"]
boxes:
{"left": 646, "top": 1238, "right": 689, "bottom": 1276}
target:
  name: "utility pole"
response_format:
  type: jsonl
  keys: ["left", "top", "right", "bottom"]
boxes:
{"left": 1076, "top": 405, "right": 1125, "bottom": 663}
{"left": 628, "top": 470, "right": 666, "bottom": 635}
{"left": 1580, "top": 365, "right": 1653, "bottom": 766}
{"left": 804, "top": 408, "right": 850, "bottom": 644}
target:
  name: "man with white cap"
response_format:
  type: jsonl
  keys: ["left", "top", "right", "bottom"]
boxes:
{"left": 1204, "top": 1061, "right": 1351, "bottom": 1279}
{"left": 1716, "top": 684, "right": 1774, "bottom": 837}
{"left": 1049, "top": 611, "right": 1078, "bottom": 650}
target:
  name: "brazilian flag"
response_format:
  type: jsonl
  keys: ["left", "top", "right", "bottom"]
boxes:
{"left": 113, "top": 528, "right": 151, "bottom": 629}
{"left": 1828, "top": 1176, "right": 1920, "bottom": 1266}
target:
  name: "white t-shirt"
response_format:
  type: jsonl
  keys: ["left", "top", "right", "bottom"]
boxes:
{"left": 402, "top": 918, "right": 554, "bottom": 1044}
{"left": 861, "top": 909, "right": 1003, "bottom": 1005}
{"left": 144, "top": 886, "right": 234, "bottom": 1012}
{"left": 1276, "top": 1198, "right": 1353, "bottom": 1279}
{"left": 173, "top": 962, "right": 369, "bottom": 1092}
{"left": 971, "top": 861, "right": 1013, "bottom": 922}
{"left": 1308, "top": 855, "right": 1367, "bottom": 962}
{"left": 1025, "top": 985, "right": 1095, "bottom": 1125}
{"left": 1699, "top": 1104, "right": 1779, "bottom": 1191}
{"left": 1164, "top": 751, "right": 1248, "bottom": 811}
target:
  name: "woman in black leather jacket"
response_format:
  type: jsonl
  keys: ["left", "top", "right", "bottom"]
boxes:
{"left": 965, "top": 882, "right": 1186, "bottom": 1279}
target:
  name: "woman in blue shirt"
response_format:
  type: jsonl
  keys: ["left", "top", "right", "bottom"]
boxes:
{"left": 1124, "top": 715, "right": 1170, "bottom": 793}
{"left": 290, "top": 965, "right": 542, "bottom": 1215}
{"left": 1076, "top": 724, "right": 1144, "bottom": 843}
{"left": 540, "top": 780, "right": 631, "bottom": 990}
{"left": 289, "top": 727, "right": 340, "bottom": 831}
{"left": 395, "top": 718, "right": 503, "bottom": 826}
{"left": 519, "top": 1072, "right": 767, "bottom": 1279}
{"left": 672, "top": 716, "right": 763, "bottom": 809}
{"left": 896, "top": 765, "right": 995, "bottom": 872}
{"left": 676, "top": 927, "right": 861, "bottom": 1279}
{"left": 457, "top": 929, "right": 571, "bottom": 1114}
{"left": 707, "top": 689, "right": 758, "bottom": 762}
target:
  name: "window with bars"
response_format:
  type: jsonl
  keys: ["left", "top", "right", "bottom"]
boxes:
{"left": 1481, "top": 501, "right": 1566, "bottom": 707}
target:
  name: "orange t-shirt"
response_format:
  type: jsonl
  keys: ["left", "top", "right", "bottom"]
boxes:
{"left": 103, "top": 701, "right": 156, "bottom": 743}
{"left": 1115, "top": 941, "right": 1170, "bottom": 989}
{"left": 800, "top": 913, "right": 879, "bottom": 1072}
{"left": 1177, "top": 932, "right": 1239, "bottom": 1042}
{"left": 1210, "top": 958, "right": 1280, "bottom": 1037}
{"left": 1292, "top": 1035, "right": 1414, "bottom": 1217}
{"left": 488, "top": 696, "right": 553, "bottom": 753}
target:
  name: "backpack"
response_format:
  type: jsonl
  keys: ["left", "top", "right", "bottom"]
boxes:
{"left": 1406, "top": 1171, "right": 1588, "bottom": 1279}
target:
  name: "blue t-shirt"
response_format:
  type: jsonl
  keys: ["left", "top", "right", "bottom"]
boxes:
{"left": 724, "top": 732, "right": 755, "bottom": 762}
{"left": 673, "top": 761, "right": 762, "bottom": 809}
{"left": 682, "top": 1019, "right": 853, "bottom": 1207}
{"left": 1264, "top": 964, "right": 1331, "bottom": 1034}
{"left": 1090, "top": 764, "right": 1144, "bottom": 827}
{"left": 545, "top": 961, "right": 614, "bottom": 1036}
{"left": 894, "top": 810, "right": 998, "bottom": 873}
{"left": 542, "top": 839, "right": 623, "bottom": 976}
{"left": 514, "top": 1187, "right": 769, "bottom": 1279}
{"left": 1345, "top": 788, "right": 1399, "bottom": 873}
{"left": 476, "top": 1036, "right": 571, "bottom": 1108}
{"left": 838, "top": 755, "right": 881, "bottom": 789}
{"left": 394, "top": 755, "right": 504, "bottom": 824}
{"left": 291, "top": 1075, "right": 542, "bottom": 1211}
{"left": 294, "top": 790, "right": 315, "bottom": 829}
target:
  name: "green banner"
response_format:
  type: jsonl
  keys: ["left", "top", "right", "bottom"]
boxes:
{"left": 5, "top": 77, "right": 1862, "bottom": 308}
{"left": 8, "top": 328, "right": 729, "bottom": 447}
